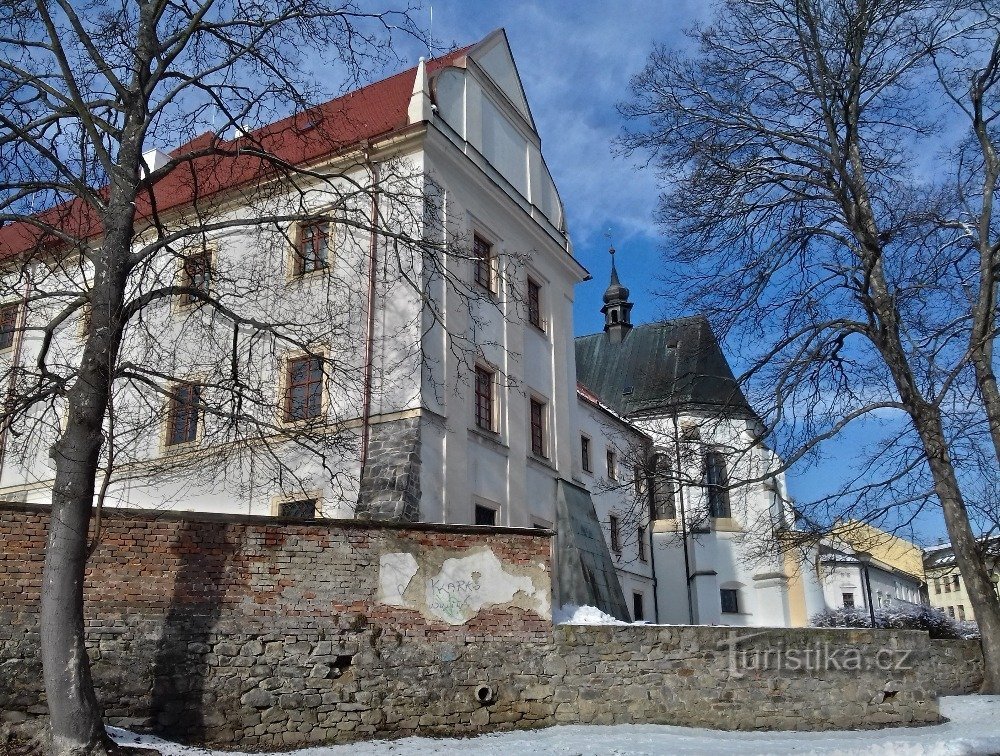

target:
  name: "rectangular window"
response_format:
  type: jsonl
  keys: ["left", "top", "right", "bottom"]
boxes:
{"left": 182, "top": 251, "right": 212, "bottom": 303}
{"left": 474, "top": 504, "right": 497, "bottom": 526}
{"left": 278, "top": 498, "right": 318, "bottom": 520}
{"left": 721, "top": 588, "right": 739, "bottom": 614}
{"left": 948, "top": 606, "right": 956, "bottom": 618}
{"left": 607, "top": 448, "right": 617, "bottom": 481}
{"left": 294, "top": 221, "right": 330, "bottom": 276}
{"left": 632, "top": 592, "right": 645, "bottom": 622}
{"left": 958, "top": 605, "right": 966, "bottom": 621}
{"left": 704, "top": 450, "right": 731, "bottom": 518}
{"left": 944, "top": 577, "right": 952, "bottom": 593}
{"left": 842, "top": 592, "right": 855, "bottom": 608}
{"left": 473, "top": 234, "right": 494, "bottom": 293}
{"left": 530, "top": 398, "right": 546, "bottom": 458}
{"left": 609, "top": 514, "right": 621, "bottom": 553}
{"left": 934, "top": 577, "right": 941, "bottom": 594}
{"left": 953, "top": 574, "right": 961, "bottom": 590}
{"left": 634, "top": 465, "right": 647, "bottom": 497}
{"left": 653, "top": 454, "right": 676, "bottom": 519}
{"left": 284, "top": 355, "right": 324, "bottom": 422}
{"left": 527, "top": 278, "right": 543, "bottom": 330}
{"left": 166, "top": 383, "right": 201, "bottom": 446}
{"left": 0, "top": 304, "right": 17, "bottom": 350}
{"left": 637, "top": 526, "right": 647, "bottom": 562}
{"left": 581, "top": 435, "right": 592, "bottom": 472}
{"left": 474, "top": 365, "right": 495, "bottom": 432}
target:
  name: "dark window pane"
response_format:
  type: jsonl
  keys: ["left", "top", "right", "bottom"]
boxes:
{"left": 581, "top": 436, "right": 591, "bottom": 472}
{"left": 473, "top": 235, "right": 493, "bottom": 292}
{"left": 607, "top": 449, "right": 617, "bottom": 480}
{"left": 842, "top": 592, "right": 855, "bottom": 608}
{"left": 279, "top": 499, "right": 317, "bottom": 520}
{"left": 632, "top": 592, "right": 645, "bottom": 621}
{"left": 296, "top": 221, "right": 329, "bottom": 275}
{"left": 0, "top": 304, "right": 18, "bottom": 350}
{"left": 183, "top": 252, "right": 212, "bottom": 303}
{"left": 166, "top": 383, "right": 201, "bottom": 446}
{"left": 527, "top": 278, "right": 542, "bottom": 329}
{"left": 474, "top": 366, "right": 494, "bottom": 431}
{"left": 285, "top": 356, "right": 324, "bottom": 421}
{"left": 721, "top": 588, "right": 739, "bottom": 614}
{"left": 609, "top": 514, "right": 621, "bottom": 552}
{"left": 530, "top": 398, "right": 546, "bottom": 457}
{"left": 705, "top": 451, "right": 730, "bottom": 518}
{"left": 474, "top": 504, "right": 496, "bottom": 526}
{"left": 637, "top": 526, "right": 647, "bottom": 561}
{"left": 653, "top": 454, "right": 676, "bottom": 519}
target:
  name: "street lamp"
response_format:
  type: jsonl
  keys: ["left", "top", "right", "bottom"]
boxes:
{"left": 856, "top": 551, "right": 877, "bottom": 628}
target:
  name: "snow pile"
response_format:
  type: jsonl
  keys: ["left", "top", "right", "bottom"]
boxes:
{"left": 552, "top": 604, "right": 629, "bottom": 625}
{"left": 811, "top": 603, "right": 978, "bottom": 639}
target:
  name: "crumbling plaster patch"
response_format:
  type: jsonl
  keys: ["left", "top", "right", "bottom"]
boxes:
{"left": 377, "top": 547, "right": 550, "bottom": 625}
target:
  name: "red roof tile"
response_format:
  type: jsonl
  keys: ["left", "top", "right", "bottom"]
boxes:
{"left": 0, "top": 46, "right": 472, "bottom": 259}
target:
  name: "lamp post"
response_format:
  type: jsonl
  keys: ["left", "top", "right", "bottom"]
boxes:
{"left": 856, "top": 551, "right": 877, "bottom": 628}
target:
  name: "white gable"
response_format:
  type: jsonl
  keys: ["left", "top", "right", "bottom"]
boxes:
{"left": 469, "top": 32, "right": 534, "bottom": 130}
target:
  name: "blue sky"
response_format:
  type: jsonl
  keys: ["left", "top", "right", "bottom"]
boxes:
{"left": 382, "top": 1, "right": 951, "bottom": 545}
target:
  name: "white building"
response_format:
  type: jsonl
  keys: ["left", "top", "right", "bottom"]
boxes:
{"left": 0, "top": 29, "right": 804, "bottom": 626}
{"left": 574, "top": 259, "right": 806, "bottom": 627}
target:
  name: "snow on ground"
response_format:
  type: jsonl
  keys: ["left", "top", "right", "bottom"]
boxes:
{"left": 109, "top": 695, "right": 1000, "bottom": 755}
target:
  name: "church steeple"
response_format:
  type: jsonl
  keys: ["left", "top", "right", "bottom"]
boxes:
{"left": 601, "top": 246, "right": 633, "bottom": 343}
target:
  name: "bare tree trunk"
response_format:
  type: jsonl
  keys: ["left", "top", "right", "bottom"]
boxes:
{"left": 920, "top": 410, "right": 1000, "bottom": 692}
{"left": 41, "top": 198, "right": 132, "bottom": 755}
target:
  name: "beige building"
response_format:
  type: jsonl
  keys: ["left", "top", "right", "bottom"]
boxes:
{"left": 924, "top": 539, "right": 1000, "bottom": 622}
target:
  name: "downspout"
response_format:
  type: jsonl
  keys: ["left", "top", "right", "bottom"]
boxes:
{"left": 646, "top": 449, "right": 660, "bottom": 623}
{"left": 0, "top": 270, "right": 33, "bottom": 479}
{"left": 359, "top": 158, "right": 381, "bottom": 482}
{"left": 673, "top": 405, "right": 695, "bottom": 625}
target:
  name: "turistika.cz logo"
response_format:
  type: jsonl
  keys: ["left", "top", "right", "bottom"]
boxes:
{"left": 717, "top": 631, "right": 915, "bottom": 678}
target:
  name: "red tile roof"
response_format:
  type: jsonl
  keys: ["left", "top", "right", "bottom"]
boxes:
{"left": 0, "top": 46, "right": 472, "bottom": 259}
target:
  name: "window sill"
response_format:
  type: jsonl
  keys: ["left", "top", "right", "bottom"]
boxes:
{"left": 468, "top": 426, "right": 507, "bottom": 450}
{"left": 527, "top": 453, "right": 556, "bottom": 473}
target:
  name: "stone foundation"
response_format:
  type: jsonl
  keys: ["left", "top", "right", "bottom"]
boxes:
{"left": 356, "top": 416, "right": 421, "bottom": 521}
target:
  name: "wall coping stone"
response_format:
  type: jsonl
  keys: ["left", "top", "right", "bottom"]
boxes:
{"left": 0, "top": 501, "right": 555, "bottom": 538}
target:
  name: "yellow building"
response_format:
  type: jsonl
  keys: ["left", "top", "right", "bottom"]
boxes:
{"left": 924, "top": 539, "right": 1000, "bottom": 622}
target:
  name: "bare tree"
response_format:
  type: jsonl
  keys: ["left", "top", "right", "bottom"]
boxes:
{"left": 619, "top": 0, "right": 1000, "bottom": 691}
{"left": 0, "top": 2, "right": 544, "bottom": 753}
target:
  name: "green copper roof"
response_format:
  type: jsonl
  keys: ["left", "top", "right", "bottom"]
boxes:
{"left": 574, "top": 315, "right": 755, "bottom": 418}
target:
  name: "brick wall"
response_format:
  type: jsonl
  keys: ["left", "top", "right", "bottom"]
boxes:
{"left": 0, "top": 503, "right": 553, "bottom": 747}
{"left": 0, "top": 503, "right": 983, "bottom": 748}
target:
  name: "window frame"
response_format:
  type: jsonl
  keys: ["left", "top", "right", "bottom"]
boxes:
{"left": 272, "top": 495, "right": 321, "bottom": 521}
{"left": 472, "top": 233, "right": 496, "bottom": 294}
{"left": 632, "top": 591, "right": 645, "bottom": 622}
{"left": 281, "top": 352, "right": 326, "bottom": 424}
{"left": 526, "top": 277, "right": 544, "bottom": 331}
{"left": 529, "top": 395, "right": 547, "bottom": 459}
{"left": 720, "top": 588, "right": 740, "bottom": 614}
{"left": 581, "top": 435, "right": 592, "bottom": 473}
{"left": 164, "top": 381, "right": 202, "bottom": 448}
{"left": 609, "top": 513, "right": 621, "bottom": 553}
{"left": 291, "top": 219, "right": 332, "bottom": 278}
{"left": 474, "top": 503, "right": 497, "bottom": 526}
{"left": 473, "top": 363, "right": 497, "bottom": 433}
{"left": 606, "top": 448, "right": 618, "bottom": 481}
{"left": 178, "top": 248, "right": 214, "bottom": 307}
{"left": 704, "top": 449, "right": 731, "bottom": 518}
{"left": 0, "top": 303, "right": 18, "bottom": 351}
{"left": 842, "top": 592, "right": 855, "bottom": 608}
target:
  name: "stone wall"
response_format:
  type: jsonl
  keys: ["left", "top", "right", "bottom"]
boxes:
{"left": 926, "top": 639, "right": 985, "bottom": 695}
{"left": 0, "top": 503, "right": 985, "bottom": 749}
{"left": 0, "top": 503, "right": 552, "bottom": 748}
